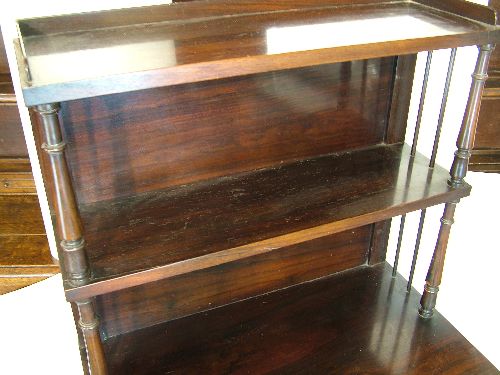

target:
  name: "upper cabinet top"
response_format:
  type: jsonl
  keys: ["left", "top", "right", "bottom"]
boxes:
{"left": 14, "top": 0, "right": 500, "bottom": 105}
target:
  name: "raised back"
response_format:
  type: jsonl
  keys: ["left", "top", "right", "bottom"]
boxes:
{"left": 59, "top": 58, "right": 396, "bottom": 205}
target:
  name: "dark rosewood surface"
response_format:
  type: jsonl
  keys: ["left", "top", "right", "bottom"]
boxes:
{"left": 60, "top": 60, "right": 393, "bottom": 204}
{"left": 16, "top": 0, "right": 498, "bottom": 105}
{"left": 103, "top": 263, "right": 498, "bottom": 374}
{"left": 96, "top": 226, "right": 372, "bottom": 337}
{"left": 65, "top": 144, "right": 470, "bottom": 301}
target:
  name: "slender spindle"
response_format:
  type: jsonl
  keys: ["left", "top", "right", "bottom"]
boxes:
{"left": 77, "top": 300, "right": 109, "bottom": 375}
{"left": 392, "top": 215, "right": 406, "bottom": 277}
{"left": 406, "top": 49, "right": 457, "bottom": 292}
{"left": 420, "top": 44, "right": 494, "bottom": 318}
{"left": 407, "top": 209, "right": 426, "bottom": 292}
{"left": 430, "top": 48, "right": 457, "bottom": 168}
{"left": 449, "top": 44, "right": 494, "bottom": 187}
{"left": 411, "top": 51, "right": 433, "bottom": 156}
{"left": 393, "top": 51, "right": 433, "bottom": 277}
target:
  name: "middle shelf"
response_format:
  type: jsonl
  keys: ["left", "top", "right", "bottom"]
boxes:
{"left": 65, "top": 143, "right": 469, "bottom": 301}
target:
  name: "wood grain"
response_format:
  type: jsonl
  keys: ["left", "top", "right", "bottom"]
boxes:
{"left": 0, "top": 265, "right": 58, "bottom": 295}
{"left": 16, "top": 1, "right": 499, "bottom": 105}
{"left": 0, "top": 195, "right": 45, "bottom": 234}
{"left": 65, "top": 144, "right": 470, "bottom": 301}
{"left": 386, "top": 54, "right": 418, "bottom": 144}
{"left": 96, "top": 226, "right": 372, "bottom": 337}
{"left": 470, "top": 0, "right": 500, "bottom": 173}
{"left": 103, "top": 263, "right": 498, "bottom": 374}
{"left": 368, "top": 219, "right": 391, "bottom": 265}
{"left": 60, "top": 59, "right": 394, "bottom": 204}
{"left": 0, "top": 235, "right": 52, "bottom": 265}
{"left": 0, "top": 103, "right": 28, "bottom": 157}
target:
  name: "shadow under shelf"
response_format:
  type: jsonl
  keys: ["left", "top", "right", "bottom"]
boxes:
{"left": 65, "top": 143, "right": 470, "bottom": 301}
{"left": 103, "top": 263, "right": 497, "bottom": 374}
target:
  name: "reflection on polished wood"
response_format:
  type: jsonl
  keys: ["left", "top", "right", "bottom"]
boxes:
{"left": 16, "top": 0, "right": 499, "bottom": 105}
{"left": 103, "top": 263, "right": 498, "bottom": 374}
{"left": 96, "top": 226, "right": 373, "bottom": 337}
{"left": 60, "top": 60, "right": 394, "bottom": 204}
{"left": 65, "top": 144, "right": 470, "bottom": 301}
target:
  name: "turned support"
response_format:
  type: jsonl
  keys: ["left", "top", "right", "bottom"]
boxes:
{"left": 419, "top": 44, "right": 494, "bottom": 318}
{"left": 449, "top": 44, "right": 494, "bottom": 187}
{"left": 34, "top": 103, "right": 90, "bottom": 285}
{"left": 35, "top": 103, "right": 106, "bottom": 374}
{"left": 77, "top": 300, "right": 108, "bottom": 375}
{"left": 419, "top": 201, "right": 457, "bottom": 318}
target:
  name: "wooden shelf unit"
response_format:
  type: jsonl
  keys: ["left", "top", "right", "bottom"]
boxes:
{"left": 13, "top": 0, "right": 499, "bottom": 373}
{"left": 103, "top": 263, "right": 498, "bottom": 374}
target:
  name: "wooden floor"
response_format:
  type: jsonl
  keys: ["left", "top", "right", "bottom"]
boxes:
{"left": 0, "top": 194, "right": 58, "bottom": 294}
{"left": 103, "top": 263, "right": 496, "bottom": 374}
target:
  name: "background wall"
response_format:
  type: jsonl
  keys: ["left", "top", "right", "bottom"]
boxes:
{"left": 0, "top": 0, "right": 498, "bottom": 372}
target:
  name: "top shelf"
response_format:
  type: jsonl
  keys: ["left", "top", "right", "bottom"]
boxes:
{"left": 16, "top": 0, "right": 500, "bottom": 105}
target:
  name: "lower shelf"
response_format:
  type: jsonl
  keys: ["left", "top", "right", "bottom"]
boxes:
{"left": 103, "top": 263, "right": 496, "bottom": 374}
{"left": 67, "top": 144, "right": 470, "bottom": 301}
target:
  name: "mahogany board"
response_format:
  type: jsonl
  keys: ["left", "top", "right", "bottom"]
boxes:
{"left": 96, "top": 225, "right": 372, "bottom": 337}
{"left": 103, "top": 263, "right": 498, "bottom": 374}
{"left": 58, "top": 59, "right": 394, "bottom": 205}
{"left": 16, "top": 0, "right": 499, "bottom": 105}
{"left": 65, "top": 144, "right": 470, "bottom": 301}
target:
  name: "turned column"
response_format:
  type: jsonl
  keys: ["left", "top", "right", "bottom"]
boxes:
{"left": 77, "top": 300, "right": 108, "bottom": 375}
{"left": 35, "top": 103, "right": 89, "bottom": 285}
{"left": 419, "top": 44, "right": 494, "bottom": 318}
{"left": 34, "top": 104, "right": 108, "bottom": 374}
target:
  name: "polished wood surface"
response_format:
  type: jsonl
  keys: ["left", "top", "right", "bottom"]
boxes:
{"left": 59, "top": 59, "right": 393, "bottom": 204}
{"left": 16, "top": 0, "right": 499, "bottom": 105}
{"left": 0, "top": 235, "right": 52, "bottom": 265}
{"left": 103, "top": 263, "right": 498, "bottom": 374}
{"left": 65, "top": 144, "right": 470, "bottom": 301}
{"left": 386, "top": 54, "right": 418, "bottom": 144}
{"left": 0, "top": 265, "right": 58, "bottom": 294}
{"left": 13, "top": 2, "right": 500, "bottom": 372}
{"left": 368, "top": 219, "right": 391, "bottom": 265}
{"left": 0, "top": 196, "right": 57, "bottom": 295}
{"left": 0, "top": 158, "right": 36, "bottom": 194}
{"left": 96, "top": 226, "right": 372, "bottom": 337}
{"left": 0, "top": 195, "right": 45, "bottom": 234}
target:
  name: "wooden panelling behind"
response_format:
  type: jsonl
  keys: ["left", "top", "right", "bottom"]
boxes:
{"left": 473, "top": 97, "right": 500, "bottom": 149}
{"left": 0, "top": 28, "right": 9, "bottom": 74}
{"left": 103, "top": 264, "right": 499, "bottom": 375}
{"left": 0, "top": 103, "right": 28, "bottom": 157}
{"left": 59, "top": 58, "right": 395, "bottom": 204}
{"left": 96, "top": 225, "right": 372, "bottom": 338}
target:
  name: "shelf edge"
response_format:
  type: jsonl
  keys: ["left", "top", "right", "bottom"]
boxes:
{"left": 21, "top": 31, "right": 499, "bottom": 106}
{"left": 64, "top": 184, "right": 470, "bottom": 302}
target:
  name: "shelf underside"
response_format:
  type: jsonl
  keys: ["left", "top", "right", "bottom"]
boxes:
{"left": 66, "top": 144, "right": 470, "bottom": 300}
{"left": 103, "top": 263, "right": 497, "bottom": 374}
{"left": 18, "top": 0, "right": 499, "bottom": 105}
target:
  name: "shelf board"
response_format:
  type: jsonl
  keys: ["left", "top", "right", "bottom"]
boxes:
{"left": 65, "top": 144, "right": 470, "bottom": 301}
{"left": 103, "top": 263, "right": 498, "bottom": 374}
{"left": 16, "top": 0, "right": 499, "bottom": 105}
